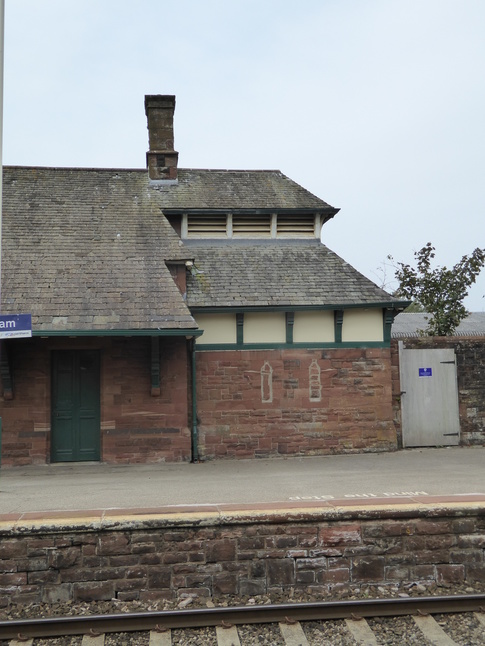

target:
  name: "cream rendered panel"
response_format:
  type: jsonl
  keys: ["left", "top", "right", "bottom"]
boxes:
{"left": 293, "top": 311, "right": 334, "bottom": 343}
{"left": 194, "top": 314, "right": 236, "bottom": 344}
{"left": 244, "top": 313, "right": 286, "bottom": 343}
{"left": 342, "top": 309, "right": 384, "bottom": 342}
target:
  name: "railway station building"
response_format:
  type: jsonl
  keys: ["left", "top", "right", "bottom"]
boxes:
{"left": 0, "top": 95, "right": 409, "bottom": 466}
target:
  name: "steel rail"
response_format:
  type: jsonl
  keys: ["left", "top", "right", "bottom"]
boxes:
{"left": 1, "top": 594, "right": 484, "bottom": 640}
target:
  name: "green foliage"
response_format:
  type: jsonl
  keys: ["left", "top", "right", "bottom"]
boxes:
{"left": 392, "top": 242, "right": 485, "bottom": 336}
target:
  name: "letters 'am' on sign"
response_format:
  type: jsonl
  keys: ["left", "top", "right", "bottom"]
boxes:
{"left": 0, "top": 314, "right": 32, "bottom": 339}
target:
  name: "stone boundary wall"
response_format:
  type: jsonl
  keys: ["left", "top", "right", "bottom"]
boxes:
{"left": 391, "top": 338, "right": 485, "bottom": 447}
{"left": 1, "top": 505, "right": 484, "bottom": 607}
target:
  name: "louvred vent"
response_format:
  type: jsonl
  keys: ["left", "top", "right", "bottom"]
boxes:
{"left": 233, "top": 215, "right": 271, "bottom": 237}
{"left": 277, "top": 214, "right": 315, "bottom": 237}
{"left": 184, "top": 213, "right": 318, "bottom": 238}
{"left": 187, "top": 214, "right": 227, "bottom": 237}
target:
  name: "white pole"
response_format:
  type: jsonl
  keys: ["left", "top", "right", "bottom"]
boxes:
{"left": 0, "top": 0, "right": 4, "bottom": 312}
{"left": 0, "top": 0, "right": 4, "bottom": 465}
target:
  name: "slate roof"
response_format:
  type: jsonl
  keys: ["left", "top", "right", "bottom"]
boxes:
{"left": 392, "top": 312, "right": 485, "bottom": 338}
{"left": 185, "top": 239, "right": 403, "bottom": 308}
{"left": 2, "top": 166, "right": 197, "bottom": 332}
{"left": 150, "top": 169, "right": 336, "bottom": 211}
{"left": 2, "top": 165, "right": 402, "bottom": 333}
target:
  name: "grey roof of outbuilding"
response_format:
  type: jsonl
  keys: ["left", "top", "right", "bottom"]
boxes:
{"left": 2, "top": 166, "right": 197, "bottom": 332}
{"left": 185, "top": 239, "right": 404, "bottom": 308}
{"left": 392, "top": 312, "right": 485, "bottom": 338}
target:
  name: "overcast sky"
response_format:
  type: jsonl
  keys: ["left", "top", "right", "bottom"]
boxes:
{"left": 4, "top": 0, "right": 485, "bottom": 310}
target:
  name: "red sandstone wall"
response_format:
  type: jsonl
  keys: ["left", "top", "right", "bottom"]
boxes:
{"left": 1, "top": 510, "right": 483, "bottom": 606}
{"left": 195, "top": 348, "right": 397, "bottom": 459}
{"left": 1, "top": 342, "right": 399, "bottom": 465}
{"left": 0, "top": 337, "right": 191, "bottom": 466}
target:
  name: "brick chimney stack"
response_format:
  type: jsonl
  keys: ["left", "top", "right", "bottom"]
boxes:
{"left": 145, "top": 95, "right": 179, "bottom": 182}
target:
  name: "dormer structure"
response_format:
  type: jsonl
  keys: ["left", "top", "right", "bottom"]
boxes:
{"left": 174, "top": 210, "right": 330, "bottom": 240}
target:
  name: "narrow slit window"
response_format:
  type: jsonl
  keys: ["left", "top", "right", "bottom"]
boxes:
{"left": 261, "top": 361, "right": 273, "bottom": 403}
{"left": 309, "top": 359, "right": 322, "bottom": 402}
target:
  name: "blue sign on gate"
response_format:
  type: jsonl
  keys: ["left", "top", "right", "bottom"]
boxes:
{"left": 418, "top": 367, "right": 432, "bottom": 377}
{"left": 0, "top": 314, "right": 32, "bottom": 339}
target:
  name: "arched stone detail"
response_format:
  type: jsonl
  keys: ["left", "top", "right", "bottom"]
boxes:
{"left": 261, "top": 361, "right": 273, "bottom": 403}
{"left": 309, "top": 358, "right": 322, "bottom": 402}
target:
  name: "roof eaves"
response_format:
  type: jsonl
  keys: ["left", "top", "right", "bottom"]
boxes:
{"left": 163, "top": 207, "right": 339, "bottom": 215}
{"left": 32, "top": 328, "right": 203, "bottom": 338}
{"left": 190, "top": 301, "right": 410, "bottom": 313}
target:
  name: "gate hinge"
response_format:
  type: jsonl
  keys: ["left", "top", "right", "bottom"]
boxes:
{"left": 443, "top": 433, "right": 459, "bottom": 436}
{"left": 440, "top": 360, "right": 456, "bottom": 364}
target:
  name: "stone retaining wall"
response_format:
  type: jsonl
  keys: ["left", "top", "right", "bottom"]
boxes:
{"left": 1, "top": 505, "right": 484, "bottom": 607}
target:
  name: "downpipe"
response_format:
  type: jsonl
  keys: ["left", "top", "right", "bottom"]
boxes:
{"left": 190, "top": 338, "right": 199, "bottom": 463}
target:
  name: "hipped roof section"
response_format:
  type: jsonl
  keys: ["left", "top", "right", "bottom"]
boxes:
{"left": 152, "top": 168, "right": 337, "bottom": 211}
{"left": 185, "top": 239, "right": 404, "bottom": 309}
{"left": 2, "top": 166, "right": 197, "bottom": 332}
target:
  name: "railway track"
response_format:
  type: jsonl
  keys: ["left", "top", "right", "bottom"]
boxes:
{"left": 1, "top": 594, "right": 485, "bottom": 645}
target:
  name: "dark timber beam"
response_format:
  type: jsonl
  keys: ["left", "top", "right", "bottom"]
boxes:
{"left": 0, "top": 342, "right": 13, "bottom": 400}
{"left": 383, "top": 309, "right": 396, "bottom": 343}
{"left": 334, "top": 310, "right": 344, "bottom": 344}
{"left": 150, "top": 337, "right": 161, "bottom": 397}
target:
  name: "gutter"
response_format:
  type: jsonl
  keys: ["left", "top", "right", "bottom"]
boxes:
{"left": 31, "top": 328, "right": 204, "bottom": 338}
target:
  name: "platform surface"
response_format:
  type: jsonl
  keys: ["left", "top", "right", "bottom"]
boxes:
{"left": 0, "top": 447, "right": 484, "bottom": 520}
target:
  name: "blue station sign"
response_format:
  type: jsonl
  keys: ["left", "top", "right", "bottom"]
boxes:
{"left": 418, "top": 367, "right": 432, "bottom": 378}
{"left": 0, "top": 314, "right": 32, "bottom": 339}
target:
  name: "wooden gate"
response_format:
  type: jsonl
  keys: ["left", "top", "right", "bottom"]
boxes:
{"left": 400, "top": 347, "right": 460, "bottom": 447}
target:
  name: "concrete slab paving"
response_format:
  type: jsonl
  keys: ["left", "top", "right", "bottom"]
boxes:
{"left": 0, "top": 446, "right": 483, "bottom": 515}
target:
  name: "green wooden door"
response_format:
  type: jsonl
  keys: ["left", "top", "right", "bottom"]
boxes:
{"left": 51, "top": 350, "right": 100, "bottom": 462}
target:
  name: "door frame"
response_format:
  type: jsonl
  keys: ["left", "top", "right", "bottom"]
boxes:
{"left": 399, "top": 342, "right": 460, "bottom": 447}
